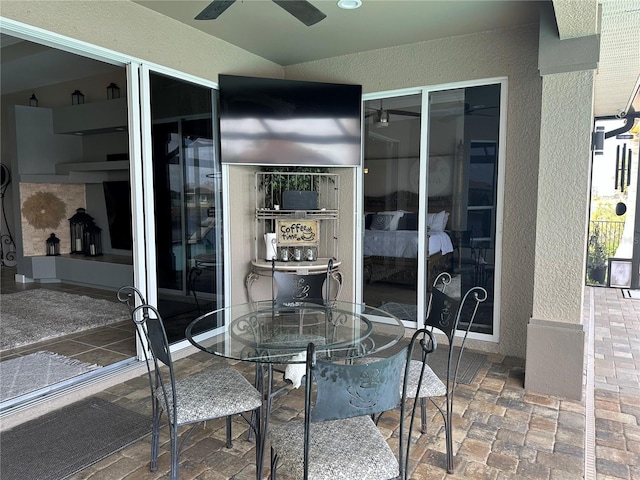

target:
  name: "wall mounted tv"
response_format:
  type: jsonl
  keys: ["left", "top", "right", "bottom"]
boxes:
{"left": 219, "top": 74, "right": 362, "bottom": 167}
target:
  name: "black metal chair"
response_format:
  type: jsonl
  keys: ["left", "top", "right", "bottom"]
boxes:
{"left": 268, "top": 258, "right": 335, "bottom": 386}
{"left": 407, "top": 272, "right": 488, "bottom": 473}
{"left": 116, "top": 286, "right": 263, "bottom": 480}
{"left": 269, "top": 328, "right": 436, "bottom": 480}
{"left": 271, "top": 257, "right": 333, "bottom": 307}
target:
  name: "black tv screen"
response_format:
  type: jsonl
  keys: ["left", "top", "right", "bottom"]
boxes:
{"left": 219, "top": 75, "right": 362, "bottom": 166}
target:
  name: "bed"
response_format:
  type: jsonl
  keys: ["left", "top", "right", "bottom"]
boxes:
{"left": 363, "top": 191, "right": 454, "bottom": 287}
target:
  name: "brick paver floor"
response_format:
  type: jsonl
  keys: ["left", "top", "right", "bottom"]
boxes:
{"left": 58, "top": 286, "right": 638, "bottom": 479}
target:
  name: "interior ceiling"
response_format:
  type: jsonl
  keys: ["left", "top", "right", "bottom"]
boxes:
{"left": 1, "top": 0, "right": 638, "bottom": 118}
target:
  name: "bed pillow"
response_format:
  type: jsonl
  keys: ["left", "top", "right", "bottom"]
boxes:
{"left": 398, "top": 212, "right": 418, "bottom": 230}
{"left": 370, "top": 211, "right": 404, "bottom": 231}
{"left": 427, "top": 210, "right": 447, "bottom": 232}
{"left": 365, "top": 213, "right": 374, "bottom": 229}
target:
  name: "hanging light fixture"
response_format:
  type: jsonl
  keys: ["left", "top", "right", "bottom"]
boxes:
{"left": 29, "top": 93, "right": 39, "bottom": 107}
{"left": 71, "top": 90, "right": 85, "bottom": 105}
{"left": 106, "top": 83, "right": 121, "bottom": 100}
{"left": 375, "top": 100, "right": 389, "bottom": 128}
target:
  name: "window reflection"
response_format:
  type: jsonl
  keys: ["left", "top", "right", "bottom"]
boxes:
{"left": 362, "top": 83, "right": 501, "bottom": 336}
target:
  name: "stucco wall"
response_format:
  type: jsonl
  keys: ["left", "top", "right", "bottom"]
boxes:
{"left": 534, "top": 70, "right": 594, "bottom": 320}
{"left": 0, "top": 1, "right": 283, "bottom": 81}
{"left": 284, "top": 24, "right": 543, "bottom": 358}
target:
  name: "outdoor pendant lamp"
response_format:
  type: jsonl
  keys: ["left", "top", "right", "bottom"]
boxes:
{"left": 29, "top": 93, "right": 39, "bottom": 107}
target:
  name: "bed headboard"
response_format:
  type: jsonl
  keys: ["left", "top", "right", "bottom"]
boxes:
{"left": 364, "top": 190, "right": 451, "bottom": 213}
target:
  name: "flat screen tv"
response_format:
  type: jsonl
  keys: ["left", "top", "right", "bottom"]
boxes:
{"left": 219, "top": 75, "right": 362, "bottom": 167}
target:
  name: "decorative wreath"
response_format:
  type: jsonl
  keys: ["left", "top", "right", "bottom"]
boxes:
{"left": 22, "top": 191, "right": 67, "bottom": 230}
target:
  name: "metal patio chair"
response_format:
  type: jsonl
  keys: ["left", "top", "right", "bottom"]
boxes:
{"left": 407, "top": 272, "right": 488, "bottom": 473}
{"left": 269, "top": 327, "right": 437, "bottom": 480}
{"left": 116, "top": 286, "right": 263, "bottom": 480}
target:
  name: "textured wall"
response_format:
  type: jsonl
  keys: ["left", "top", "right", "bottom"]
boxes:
{"left": 284, "top": 24, "right": 543, "bottom": 358}
{"left": 534, "top": 70, "right": 594, "bottom": 321}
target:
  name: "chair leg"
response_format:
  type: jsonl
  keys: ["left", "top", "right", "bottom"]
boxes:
{"left": 270, "top": 447, "right": 277, "bottom": 480}
{"left": 150, "top": 406, "right": 161, "bottom": 472}
{"left": 226, "top": 415, "right": 233, "bottom": 448}
{"left": 444, "top": 401, "right": 454, "bottom": 474}
{"left": 170, "top": 424, "right": 180, "bottom": 480}
{"left": 420, "top": 397, "right": 428, "bottom": 434}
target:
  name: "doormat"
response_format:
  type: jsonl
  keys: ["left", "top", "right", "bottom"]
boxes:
{"left": 379, "top": 302, "right": 418, "bottom": 322}
{"left": 0, "top": 351, "right": 101, "bottom": 402}
{"left": 0, "top": 289, "right": 129, "bottom": 352}
{"left": 622, "top": 289, "right": 640, "bottom": 299}
{"left": 0, "top": 397, "right": 151, "bottom": 480}
{"left": 422, "top": 345, "right": 486, "bottom": 385}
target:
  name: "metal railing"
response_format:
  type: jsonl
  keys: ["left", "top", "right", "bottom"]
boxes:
{"left": 589, "top": 220, "right": 625, "bottom": 258}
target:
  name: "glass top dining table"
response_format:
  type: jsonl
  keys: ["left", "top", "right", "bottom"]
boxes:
{"left": 186, "top": 300, "right": 406, "bottom": 364}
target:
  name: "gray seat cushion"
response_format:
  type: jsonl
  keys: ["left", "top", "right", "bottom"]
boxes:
{"left": 157, "top": 367, "right": 262, "bottom": 425}
{"left": 270, "top": 415, "right": 399, "bottom": 480}
{"left": 356, "top": 356, "right": 447, "bottom": 398}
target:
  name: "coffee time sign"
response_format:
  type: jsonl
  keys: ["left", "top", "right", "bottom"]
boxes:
{"left": 276, "top": 220, "right": 319, "bottom": 246}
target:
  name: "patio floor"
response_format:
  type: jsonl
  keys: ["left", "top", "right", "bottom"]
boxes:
{"left": 60, "top": 286, "right": 639, "bottom": 479}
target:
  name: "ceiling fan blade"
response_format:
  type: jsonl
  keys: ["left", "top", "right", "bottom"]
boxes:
{"left": 195, "top": 0, "right": 236, "bottom": 20}
{"left": 272, "top": 0, "right": 326, "bottom": 26}
{"left": 387, "top": 109, "right": 420, "bottom": 117}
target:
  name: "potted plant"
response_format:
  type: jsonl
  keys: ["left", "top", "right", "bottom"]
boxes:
{"left": 587, "top": 224, "right": 607, "bottom": 284}
{"left": 261, "top": 166, "right": 329, "bottom": 210}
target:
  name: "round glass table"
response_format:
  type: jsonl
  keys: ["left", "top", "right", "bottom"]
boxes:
{"left": 186, "top": 300, "right": 406, "bottom": 479}
{"left": 186, "top": 300, "right": 406, "bottom": 364}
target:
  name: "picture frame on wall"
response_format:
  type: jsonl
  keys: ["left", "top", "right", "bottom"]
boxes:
{"left": 608, "top": 258, "right": 632, "bottom": 288}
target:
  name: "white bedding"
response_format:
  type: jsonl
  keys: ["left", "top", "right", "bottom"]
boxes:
{"left": 363, "top": 230, "right": 454, "bottom": 258}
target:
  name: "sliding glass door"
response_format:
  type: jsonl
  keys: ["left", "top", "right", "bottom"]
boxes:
{"left": 148, "top": 72, "right": 224, "bottom": 344}
{"left": 362, "top": 81, "right": 503, "bottom": 337}
{"left": 362, "top": 94, "right": 422, "bottom": 314}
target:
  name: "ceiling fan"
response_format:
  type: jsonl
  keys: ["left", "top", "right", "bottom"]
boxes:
{"left": 365, "top": 101, "right": 420, "bottom": 127}
{"left": 464, "top": 103, "right": 498, "bottom": 116}
{"left": 195, "top": 0, "right": 327, "bottom": 26}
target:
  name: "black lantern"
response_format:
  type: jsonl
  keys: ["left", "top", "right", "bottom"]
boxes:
{"left": 71, "top": 90, "right": 85, "bottom": 105}
{"left": 46, "top": 233, "right": 60, "bottom": 256}
{"left": 84, "top": 221, "right": 103, "bottom": 257}
{"left": 106, "top": 83, "right": 121, "bottom": 100}
{"left": 29, "top": 93, "right": 39, "bottom": 107}
{"left": 69, "top": 208, "right": 94, "bottom": 254}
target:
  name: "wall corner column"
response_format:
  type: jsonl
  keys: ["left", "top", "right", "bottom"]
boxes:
{"left": 525, "top": 3, "right": 599, "bottom": 401}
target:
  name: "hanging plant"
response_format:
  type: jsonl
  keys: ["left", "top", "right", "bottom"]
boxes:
{"left": 22, "top": 191, "right": 67, "bottom": 230}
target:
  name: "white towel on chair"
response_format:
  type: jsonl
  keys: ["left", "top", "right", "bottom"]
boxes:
{"left": 284, "top": 351, "right": 307, "bottom": 388}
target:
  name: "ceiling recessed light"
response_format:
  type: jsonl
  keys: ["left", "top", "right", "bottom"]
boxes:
{"left": 337, "top": 0, "right": 362, "bottom": 10}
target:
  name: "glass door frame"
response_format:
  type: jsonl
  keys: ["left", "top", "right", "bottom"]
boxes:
{"left": 139, "top": 65, "right": 229, "bottom": 351}
{"left": 358, "top": 78, "right": 506, "bottom": 343}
